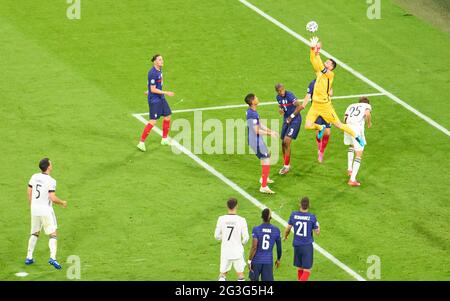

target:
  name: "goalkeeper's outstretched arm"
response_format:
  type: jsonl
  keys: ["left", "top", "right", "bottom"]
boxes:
{"left": 309, "top": 36, "right": 325, "bottom": 72}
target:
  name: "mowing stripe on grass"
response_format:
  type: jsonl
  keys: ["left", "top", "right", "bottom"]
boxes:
{"left": 136, "top": 92, "right": 385, "bottom": 115}
{"left": 132, "top": 113, "right": 366, "bottom": 281}
{"left": 238, "top": 0, "right": 450, "bottom": 137}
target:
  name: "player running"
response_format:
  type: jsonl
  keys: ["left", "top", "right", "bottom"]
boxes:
{"left": 137, "top": 54, "right": 175, "bottom": 152}
{"left": 304, "top": 36, "right": 365, "bottom": 148}
{"left": 275, "top": 84, "right": 303, "bottom": 175}
{"left": 344, "top": 97, "right": 373, "bottom": 186}
{"left": 214, "top": 198, "right": 249, "bottom": 281}
{"left": 301, "top": 79, "right": 332, "bottom": 163}
{"left": 245, "top": 93, "right": 278, "bottom": 194}
{"left": 284, "top": 197, "right": 320, "bottom": 281}
{"left": 25, "top": 158, "right": 67, "bottom": 270}
{"left": 248, "top": 208, "right": 282, "bottom": 281}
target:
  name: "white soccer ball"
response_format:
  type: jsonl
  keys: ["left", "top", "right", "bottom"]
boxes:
{"left": 306, "top": 21, "right": 318, "bottom": 33}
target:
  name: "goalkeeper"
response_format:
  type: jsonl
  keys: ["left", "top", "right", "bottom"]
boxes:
{"left": 300, "top": 36, "right": 365, "bottom": 147}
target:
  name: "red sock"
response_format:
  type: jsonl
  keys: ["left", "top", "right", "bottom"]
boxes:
{"left": 162, "top": 119, "right": 170, "bottom": 138}
{"left": 320, "top": 134, "right": 330, "bottom": 153}
{"left": 297, "top": 269, "right": 303, "bottom": 281}
{"left": 284, "top": 154, "right": 290, "bottom": 166}
{"left": 300, "top": 270, "right": 310, "bottom": 281}
{"left": 261, "top": 165, "right": 270, "bottom": 187}
{"left": 316, "top": 136, "right": 321, "bottom": 150}
{"left": 140, "top": 123, "right": 154, "bottom": 142}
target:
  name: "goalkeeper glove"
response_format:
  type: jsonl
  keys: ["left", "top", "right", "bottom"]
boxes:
{"left": 309, "top": 36, "right": 319, "bottom": 48}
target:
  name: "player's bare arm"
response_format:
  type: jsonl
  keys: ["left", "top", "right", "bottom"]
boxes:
{"left": 286, "top": 99, "right": 303, "bottom": 124}
{"left": 365, "top": 110, "right": 372, "bottom": 128}
{"left": 283, "top": 224, "right": 292, "bottom": 241}
{"left": 254, "top": 124, "right": 278, "bottom": 138}
{"left": 314, "top": 225, "right": 320, "bottom": 236}
{"left": 150, "top": 85, "right": 175, "bottom": 97}
{"left": 27, "top": 186, "right": 32, "bottom": 206}
{"left": 247, "top": 238, "right": 258, "bottom": 271}
{"left": 49, "top": 192, "right": 67, "bottom": 208}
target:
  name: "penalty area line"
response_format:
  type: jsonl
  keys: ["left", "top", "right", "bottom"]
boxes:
{"left": 132, "top": 113, "right": 366, "bottom": 281}
{"left": 134, "top": 92, "right": 385, "bottom": 116}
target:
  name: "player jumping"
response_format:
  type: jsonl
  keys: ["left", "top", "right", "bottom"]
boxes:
{"left": 275, "top": 84, "right": 303, "bottom": 175}
{"left": 137, "top": 54, "right": 175, "bottom": 152}
{"left": 300, "top": 79, "right": 333, "bottom": 163}
{"left": 25, "top": 158, "right": 67, "bottom": 270}
{"left": 344, "top": 97, "right": 373, "bottom": 186}
{"left": 304, "top": 37, "right": 365, "bottom": 148}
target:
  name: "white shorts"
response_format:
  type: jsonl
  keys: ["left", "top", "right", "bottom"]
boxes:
{"left": 220, "top": 256, "right": 246, "bottom": 273}
{"left": 344, "top": 124, "right": 366, "bottom": 151}
{"left": 31, "top": 212, "right": 57, "bottom": 235}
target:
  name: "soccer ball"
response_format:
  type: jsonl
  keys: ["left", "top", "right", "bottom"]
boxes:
{"left": 306, "top": 21, "right": 318, "bottom": 33}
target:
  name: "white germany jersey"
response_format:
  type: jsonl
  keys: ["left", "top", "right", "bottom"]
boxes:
{"left": 214, "top": 214, "right": 249, "bottom": 259}
{"left": 28, "top": 173, "right": 56, "bottom": 216}
{"left": 345, "top": 103, "right": 372, "bottom": 127}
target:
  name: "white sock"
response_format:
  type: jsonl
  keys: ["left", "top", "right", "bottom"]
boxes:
{"left": 347, "top": 147, "right": 354, "bottom": 171}
{"left": 49, "top": 237, "right": 57, "bottom": 260}
{"left": 350, "top": 157, "right": 361, "bottom": 182}
{"left": 27, "top": 235, "right": 38, "bottom": 259}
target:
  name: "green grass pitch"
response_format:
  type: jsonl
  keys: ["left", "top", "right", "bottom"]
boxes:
{"left": 0, "top": 0, "right": 449, "bottom": 280}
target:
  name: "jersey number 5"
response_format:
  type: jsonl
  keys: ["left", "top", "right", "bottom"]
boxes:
{"left": 295, "top": 221, "right": 307, "bottom": 237}
{"left": 35, "top": 184, "right": 42, "bottom": 199}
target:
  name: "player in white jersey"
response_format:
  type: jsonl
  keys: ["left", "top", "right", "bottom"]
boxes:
{"left": 343, "top": 97, "right": 372, "bottom": 186}
{"left": 25, "top": 158, "right": 67, "bottom": 269}
{"left": 214, "top": 198, "right": 249, "bottom": 281}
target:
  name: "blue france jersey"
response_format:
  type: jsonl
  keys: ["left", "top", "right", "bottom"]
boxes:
{"left": 246, "top": 108, "right": 260, "bottom": 144}
{"left": 307, "top": 80, "right": 316, "bottom": 100}
{"left": 252, "top": 223, "right": 281, "bottom": 264}
{"left": 288, "top": 211, "right": 319, "bottom": 246}
{"left": 276, "top": 91, "right": 299, "bottom": 122}
{"left": 148, "top": 67, "right": 164, "bottom": 101}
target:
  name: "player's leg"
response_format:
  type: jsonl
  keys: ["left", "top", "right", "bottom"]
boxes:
{"left": 44, "top": 212, "right": 61, "bottom": 269}
{"left": 279, "top": 136, "right": 292, "bottom": 175}
{"left": 299, "top": 244, "right": 313, "bottom": 281}
{"left": 26, "top": 216, "right": 41, "bottom": 264}
{"left": 261, "top": 264, "right": 274, "bottom": 281}
{"left": 349, "top": 150, "right": 363, "bottom": 186}
{"left": 138, "top": 100, "right": 161, "bottom": 151}
{"left": 219, "top": 257, "right": 232, "bottom": 281}
{"left": 259, "top": 157, "right": 275, "bottom": 194}
{"left": 293, "top": 246, "right": 304, "bottom": 280}
{"left": 347, "top": 145, "right": 355, "bottom": 176}
{"left": 320, "top": 128, "right": 331, "bottom": 154}
{"left": 161, "top": 99, "right": 172, "bottom": 145}
{"left": 234, "top": 258, "right": 246, "bottom": 281}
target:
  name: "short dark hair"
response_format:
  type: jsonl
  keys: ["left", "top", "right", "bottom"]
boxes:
{"left": 244, "top": 93, "right": 255, "bottom": 106}
{"left": 329, "top": 58, "right": 337, "bottom": 70}
{"left": 227, "top": 198, "right": 238, "bottom": 210}
{"left": 274, "top": 83, "right": 284, "bottom": 91}
{"left": 39, "top": 158, "right": 50, "bottom": 172}
{"left": 261, "top": 208, "right": 271, "bottom": 222}
{"left": 359, "top": 96, "right": 370, "bottom": 104}
{"left": 151, "top": 54, "right": 161, "bottom": 62}
{"left": 300, "top": 197, "right": 310, "bottom": 210}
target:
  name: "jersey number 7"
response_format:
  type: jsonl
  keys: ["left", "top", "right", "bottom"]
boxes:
{"left": 227, "top": 226, "right": 234, "bottom": 240}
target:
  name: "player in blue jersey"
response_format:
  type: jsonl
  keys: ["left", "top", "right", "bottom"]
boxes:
{"left": 275, "top": 84, "right": 304, "bottom": 175}
{"left": 300, "top": 79, "right": 333, "bottom": 163}
{"left": 137, "top": 54, "right": 175, "bottom": 152}
{"left": 245, "top": 93, "right": 278, "bottom": 194}
{"left": 284, "top": 197, "right": 320, "bottom": 281}
{"left": 247, "top": 208, "right": 282, "bottom": 281}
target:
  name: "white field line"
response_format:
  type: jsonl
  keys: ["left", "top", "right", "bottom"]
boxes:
{"left": 132, "top": 113, "right": 366, "bottom": 281}
{"left": 238, "top": 0, "right": 450, "bottom": 137}
{"left": 135, "top": 92, "right": 385, "bottom": 115}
